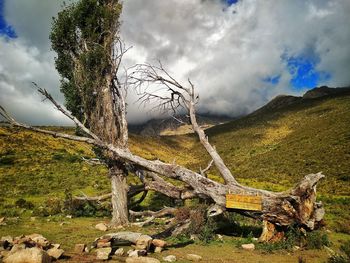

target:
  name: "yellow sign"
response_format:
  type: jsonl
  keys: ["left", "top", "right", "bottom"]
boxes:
{"left": 226, "top": 194, "right": 262, "bottom": 211}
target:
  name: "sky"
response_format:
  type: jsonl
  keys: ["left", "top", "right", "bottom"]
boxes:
{"left": 0, "top": 0, "right": 350, "bottom": 125}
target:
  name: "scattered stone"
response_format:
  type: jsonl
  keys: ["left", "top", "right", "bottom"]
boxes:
{"left": 0, "top": 217, "right": 5, "bottom": 225}
{"left": 0, "top": 240, "right": 10, "bottom": 250}
{"left": 26, "top": 234, "right": 49, "bottom": 248}
{"left": 152, "top": 239, "right": 167, "bottom": 248}
{"left": 216, "top": 234, "right": 223, "bottom": 241}
{"left": 10, "top": 244, "right": 26, "bottom": 253}
{"left": 97, "top": 241, "right": 111, "bottom": 248}
{"left": 114, "top": 247, "right": 124, "bottom": 256}
{"left": 241, "top": 243, "right": 255, "bottom": 251}
{"left": 51, "top": 244, "right": 60, "bottom": 249}
{"left": 74, "top": 244, "right": 86, "bottom": 254}
{"left": 3, "top": 247, "right": 51, "bottom": 263}
{"left": 96, "top": 247, "right": 112, "bottom": 260}
{"left": 0, "top": 250, "right": 10, "bottom": 258}
{"left": 163, "top": 255, "right": 177, "bottom": 262}
{"left": 128, "top": 250, "right": 139, "bottom": 257}
{"left": 47, "top": 247, "right": 64, "bottom": 260}
{"left": 125, "top": 257, "right": 160, "bottom": 263}
{"left": 154, "top": 246, "right": 163, "bottom": 253}
{"left": 135, "top": 235, "right": 152, "bottom": 250}
{"left": 186, "top": 254, "right": 202, "bottom": 262}
{"left": 190, "top": 234, "right": 199, "bottom": 241}
{"left": 293, "top": 246, "right": 300, "bottom": 252}
{"left": 66, "top": 215, "right": 72, "bottom": 219}
{"left": 128, "top": 249, "right": 148, "bottom": 257}
{"left": 1, "top": 236, "right": 13, "bottom": 244}
{"left": 95, "top": 223, "right": 108, "bottom": 231}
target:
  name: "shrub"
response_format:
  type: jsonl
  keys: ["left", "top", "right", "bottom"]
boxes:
{"left": 0, "top": 155, "right": 15, "bottom": 165}
{"left": 340, "top": 240, "right": 350, "bottom": 259}
{"left": 305, "top": 230, "right": 330, "bottom": 249}
{"left": 15, "top": 198, "right": 34, "bottom": 209}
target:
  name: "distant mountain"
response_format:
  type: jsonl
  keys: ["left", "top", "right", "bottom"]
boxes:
{"left": 251, "top": 86, "right": 350, "bottom": 116}
{"left": 128, "top": 114, "right": 233, "bottom": 136}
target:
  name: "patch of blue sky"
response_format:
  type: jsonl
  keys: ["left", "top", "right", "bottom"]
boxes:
{"left": 0, "top": 0, "right": 17, "bottom": 38}
{"left": 285, "top": 55, "right": 331, "bottom": 90}
{"left": 225, "top": 0, "right": 239, "bottom": 6}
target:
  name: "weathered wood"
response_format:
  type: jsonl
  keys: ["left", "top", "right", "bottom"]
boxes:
{"left": 226, "top": 194, "right": 262, "bottom": 211}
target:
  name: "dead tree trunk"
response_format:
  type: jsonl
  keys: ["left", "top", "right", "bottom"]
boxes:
{"left": 109, "top": 163, "right": 129, "bottom": 227}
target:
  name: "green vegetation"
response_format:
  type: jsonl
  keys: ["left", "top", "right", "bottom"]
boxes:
{"left": 0, "top": 93, "right": 349, "bottom": 261}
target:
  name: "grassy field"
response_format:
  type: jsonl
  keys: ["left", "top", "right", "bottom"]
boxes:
{"left": 0, "top": 93, "right": 349, "bottom": 262}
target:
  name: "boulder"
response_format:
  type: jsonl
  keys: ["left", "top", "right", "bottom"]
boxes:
{"left": 3, "top": 247, "right": 51, "bottom": 263}
{"left": 186, "top": 254, "right": 202, "bottom": 261}
{"left": 97, "top": 241, "right": 111, "bottom": 248}
{"left": 51, "top": 244, "right": 60, "bottom": 249}
{"left": 126, "top": 257, "right": 161, "bottom": 263}
{"left": 26, "top": 234, "right": 49, "bottom": 248}
{"left": 135, "top": 235, "right": 152, "bottom": 251}
{"left": 151, "top": 239, "right": 167, "bottom": 248}
{"left": 154, "top": 246, "right": 162, "bottom": 253}
{"left": 74, "top": 244, "right": 86, "bottom": 254}
{"left": 96, "top": 247, "right": 112, "bottom": 260}
{"left": 163, "top": 255, "right": 177, "bottom": 262}
{"left": 241, "top": 243, "right": 255, "bottom": 251}
{"left": 10, "top": 244, "right": 26, "bottom": 253}
{"left": 47, "top": 247, "right": 64, "bottom": 259}
{"left": 128, "top": 250, "right": 147, "bottom": 257}
{"left": 95, "top": 223, "right": 108, "bottom": 231}
{"left": 1, "top": 236, "right": 13, "bottom": 244}
{"left": 114, "top": 247, "right": 124, "bottom": 256}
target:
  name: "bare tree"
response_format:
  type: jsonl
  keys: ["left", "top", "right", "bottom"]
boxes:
{"left": 0, "top": 60, "right": 325, "bottom": 241}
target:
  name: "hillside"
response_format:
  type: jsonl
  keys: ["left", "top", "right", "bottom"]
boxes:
{"left": 0, "top": 88, "right": 349, "bottom": 243}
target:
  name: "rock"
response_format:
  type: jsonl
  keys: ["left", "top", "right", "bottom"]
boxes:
{"left": 66, "top": 215, "right": 72, "bottom": 219}
{"left": 186, "top": 254, "right": 202, "bottom": 261}
{"left": 126, "top": 257, "right": 161, "bottom": 263}
{"left": 163, "top": 255, "right": 177, "bottom": 262}
{"left": 154, "top": 246, "right": 162, "bottom": 253}
{"left": 114, "top": 247, "right": 124, "bottom": 256}
{"left": 128, "top": 250, "right": 147, "bottom": 257}
{"left": 216, "top": 234, "right": 223, "bottom": 241}
{"left": 3, "top": 247, "right": 51, "bottom": 263}
{"left": 135, "top": 235, "right": 152, "bottom": 250}
{"left": 0, "top": 240, "right": 10, "bottom": 250}
{"left": 152, "top": 239, "right": 167, "bottom": 248}
{"left": 96, "top": 247, "right": 112, "bottom": 260}
{"left": 26, "top": 234, "right": 49, "bottom": 248}
{"left": 293, "top": 246, "right": 300, "bottom": 252}
{"left": 241, "top": 243, "right": 255, "bottom": 251}
{"left": 97, "top": 241, "right": 111, "bottom": 248}
{"left": 10, "top": 244, "right": 26, "bottom": 253}
{"left": 128, "top": 250, "right": 138, "bottom": 257}
{"left": 47, "top": 247, "right": 64, "bottom": 259}
{"left": 51, "top": 244, "right": 60, "bottom": 249}
{"left": 74, "top": 244, "right": 86, "bottom": 254}
{"left": 190, "top": 234, "right": 199, "bottom": 241}
{"left": 95, "top": 223, "right": 108, "bottom": 231}
{"left": 1, "top": 236, "right": 13, "bottom": 244}
{"left": 0, "top": 217, "right": 5, "bottom": 224}
{"left": 30, "top": 217, "right": 36, "bottom": 222}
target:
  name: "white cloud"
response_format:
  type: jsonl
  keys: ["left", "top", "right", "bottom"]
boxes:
{"left": 1, "top": 0, "right": 350, "bottom": 125}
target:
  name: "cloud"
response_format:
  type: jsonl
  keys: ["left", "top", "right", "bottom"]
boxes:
{"left": 1, "top": 0, "right": 350, "bottom": 125}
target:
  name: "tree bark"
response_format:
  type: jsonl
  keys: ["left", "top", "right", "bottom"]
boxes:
{"left": 109, "top": 163, "right": 129, "bottom": 227}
